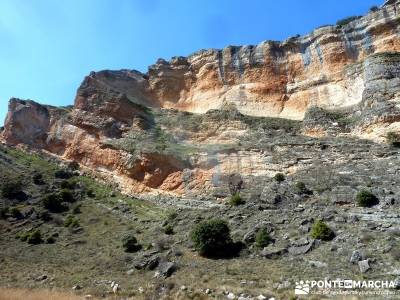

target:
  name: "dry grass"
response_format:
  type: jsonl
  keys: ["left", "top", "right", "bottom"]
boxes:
{"left": 0, "top": 288, "right": 98, "bottom": 300}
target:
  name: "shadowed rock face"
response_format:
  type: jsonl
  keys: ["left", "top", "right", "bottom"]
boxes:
{"left": 2, "top": 2, "right": 400, "bottom": 198}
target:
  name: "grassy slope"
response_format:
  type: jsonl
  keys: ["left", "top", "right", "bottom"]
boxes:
{"left": 0, "top": 145, "right": 169, "bottom": 298}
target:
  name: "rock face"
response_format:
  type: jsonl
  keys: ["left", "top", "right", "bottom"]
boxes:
{"left": 2, "top": 1, "right": 400, "bottom": 198}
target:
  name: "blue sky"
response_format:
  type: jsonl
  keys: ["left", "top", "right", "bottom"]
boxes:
{"left": 0, "top": 0, "right": 381, "bottom": 124}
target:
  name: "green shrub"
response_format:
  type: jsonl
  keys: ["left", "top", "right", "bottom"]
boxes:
{"left": 167, "top": 211, "right": 178, "bottom": 221}
{"left": 1, "top": 179, "right": 22, "bottom": 199}
{"left": 46, "top": 236, "right": 56, "bottom": 244}
{"left": 54, "top": 169, "right": 73, "bottom": 179}
{"left": 17, "top": 230, "right": 43, "bottom": 244}
{"left": 86, "top": 189, "right": 95, "bottom": 198}
{"left": 356, "top": 190, "right": 379, "bottom": 207}
{"left": 32, "top": 173, "right": 44, "bottom": 185}
{"left": 229, "top": 193, "right": 245, "bottom": 206}
{"left": 274, "top": 173, "right": 285, "bottom": 183}
{"left": 121, "top": 233, "right": 141, "bottom": 252}
{"left": 190, "top": 219, "right": 233, "bottom": 257}
{"left": 386, "top": 132, "right": 400, "bottom": 147}
{"left": 16, "top": 231, "right": 30, "bottom": 242}
{"left": 295, "top": 181, "right": 307, "bottom": 194}
{"left": 42, "top": 193, "right": 67, "bottom": 213}
{"left": 164, "top": 224, "right": 174, "bottom": 235}
{"left": 27, "top": 230, "right": 42, "bottom": 244}
{"left": 60, "top": 179, "right": 75, "bottom": 190}
{"left": 60, "top": 189, "right": 75, "bottom": 203}
{"left": 336, "top": 15, "right": 361, "bottom": 27}
{"left": 64, "top": 215, "right": 80, "bottom": 228}
{"left": 10, "top": 207, "right": 22, "bottom": 219}
{"left": 369, "top": 5, "right": 379, "bottom": 12}
{"left": 310, "top": 220, "right": 335, "bottom": 241}
{"left": 255, "top": 228, "right": 272, "bottom": 248}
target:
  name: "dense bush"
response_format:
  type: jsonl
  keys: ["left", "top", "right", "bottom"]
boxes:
{"left": 18, "top": 230, "right": 43, "bottom": 244}
{"left": 369, "top": 5, "right": 379, "bottom": 12}
{"left": 255, "top": 228, "right": 272, "bottom": 248}
{"left": 229, "top": 193, "right": 245, "bottom": 206}
{"left": 46, "top": 236, "right": 56, "bottom": 244}
{"left": 121, "top": 233, "right": 141, "bottom": 252}
{"left": 310, "top": 220, "right": 335, "bottom": 241}
{"left": 356, "top": 190, "right": 379, "bottom": 207}
{"left": 164, "top": 224, "right": 174, "bottom": 235}
{"left": 295, "top": 181, "right": 308, "bottom": 194}
{"left": 32, "top": 173, "right": 45, "bottom": 185}
{"left": 386, "top": 132, "right": 400, "bottom": 147}
{"left": 60, "top": 189, "right": 75, "bottom": 203}
{"left": 60, "top": 179, "right": 75, "bottom": 190}
{"left": 190, "top": 219, "right": 233, "bottom": 257}
{"left": 0, "top": 207, "right": 9, "bottom": 219}
{"left": 64, "top": 215, "right": 80, "bottom": 228}
{"left": 10, "top": 207, "right": 22, "bottom": 219}
{"left": 27, "top": 230, "right": 42, "bottom": 244}
{"left": 86, "top": 189, "right": 95, "bottom": 198}
{"left": 42, "top": 193, "right": 67, "bottom": 213}
{"left": 274, "top": 173, "right": 285, "bottom": 183}
{"left": 54, "top": 169, "right": 73, "bottom": 179}
{"left": 1, "top": 179, "right": 22, "bottom": 199}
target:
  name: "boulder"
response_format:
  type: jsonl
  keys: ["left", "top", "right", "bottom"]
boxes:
{"left": 358, "top": 259, "right": 371, "bottom": 273}
{"left": 260, "top": 246, "right": 288, "bottom": 259}
{"left": 288, "top": 238, "right": 315, "bottom": 255}
{"left": 350, "top": 250, "right": 365, "bottom": 264}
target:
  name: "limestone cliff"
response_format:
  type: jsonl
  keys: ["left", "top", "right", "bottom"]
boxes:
{"left": 2, "top": 1, "right": 400, "bottom": 199}
{"left": 76, "top": 1, "right": 400, "bottom": 120}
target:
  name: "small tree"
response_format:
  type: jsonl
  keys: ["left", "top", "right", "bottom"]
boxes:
{"left": 255, "top": 228, "right": 272, "bottom": 248}
{"left": 386, "top": 132, "right": 400, "bottom": 147}
{"left": 164, "top": 224, "right": 174, "bottom": 235}
{"left": 274, "top": 173, "right": 285, "bottom": 183}
{"left": 356, "top": 190, "right": 379, "bottom": 207}
{"left": 60, "top": 189, "right": 75, "bottom": 203}
{"left": 190, "top": 219, "right": 233, "bottom": 257}
{"left": 64, "top": 215, "right": 80, "bottom": 228}
{"left": 295, "top": 181, "right": 307, "bottom": 194}
{"left": 1, "top": 179, "right": 22, "bottom": 199}
{"left": 42, "top": 194, "right": 67, "bottom": 213}
{"left": 27, "top": 230, "right": 42, "bottom": 244}
{"left": 230, "top": 193, "right": 245, "bottom": 206}
{"left": 32, "top": 173, "right": 44, "bottom": 185}
{"left": 121, "top": 233, "right": 141, "bottom": 252}
{"left": 310, "top": 220, "right": 335, "bottom": 241}
{"left": 10, "top": 207, "right": 22, "bottom": 219}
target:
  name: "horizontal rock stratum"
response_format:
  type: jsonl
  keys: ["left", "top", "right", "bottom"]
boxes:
{"left": 2, "top": 0, "right": 400, "bottom": 198}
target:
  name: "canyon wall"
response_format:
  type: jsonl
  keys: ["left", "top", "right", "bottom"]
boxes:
{"left": 2, "top": 1, "right": 400, "bottom": 198}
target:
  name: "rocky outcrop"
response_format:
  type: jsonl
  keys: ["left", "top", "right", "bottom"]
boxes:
{"left": 2, "top": 99, "right": 51, "bottom": 147}
{"left": 2, "top": 1, "right": 400, "bottom": 198}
